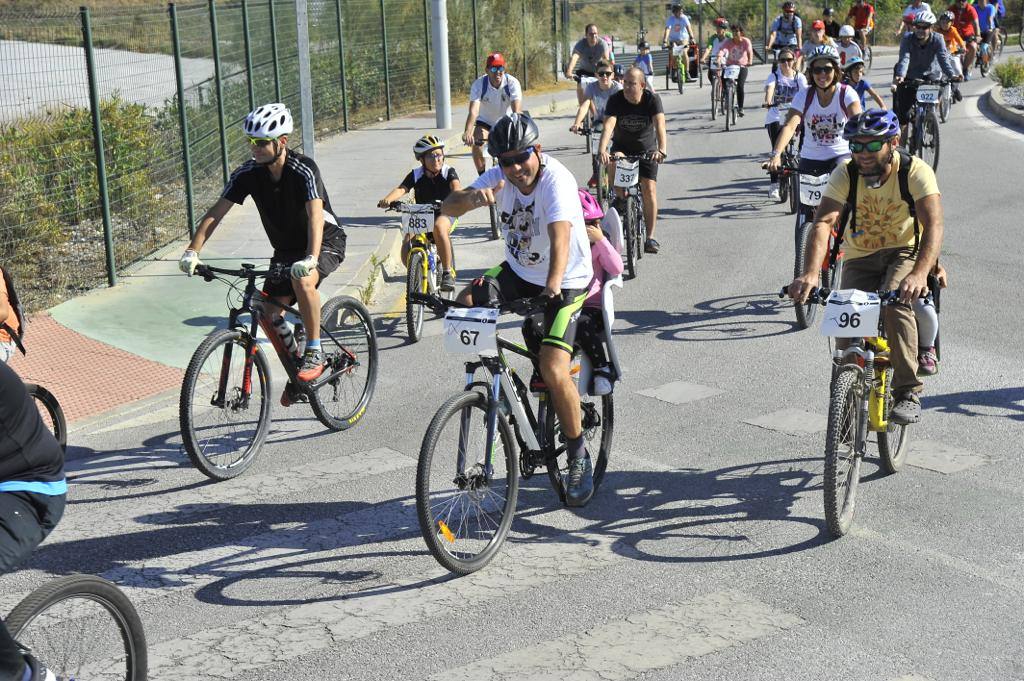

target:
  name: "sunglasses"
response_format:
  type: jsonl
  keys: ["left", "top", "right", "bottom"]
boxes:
{"left": 598, "top": 71, "right": 613, "bottom": 76}
{"left": 849, "top": 139, "right": 886, "bottom": 153}
{"left": 779, "top": 57, "right": 794, "bottom": 62}
{"left": 811, "top": 65, "right": 835, "bottom": 74}
{"left": 914, "top": 23, "right": 931, "bottom": 28}
{"left": 498, "top": 148, "right": 534, "bottom": 168}
{"left": 248, "top": 137, "right": 276, "bottom": 147}
{"left": 488, "top": 66, "right": 505, "bottom": 73}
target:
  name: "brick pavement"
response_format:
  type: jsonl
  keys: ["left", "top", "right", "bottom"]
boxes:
{"left": 9, "top": 313, "right": 182, "bottom": 425}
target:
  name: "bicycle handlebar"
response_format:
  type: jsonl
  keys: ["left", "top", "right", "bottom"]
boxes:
{"left": 778, "top": 286, "right": 925, "bottom": 304}
{"left": 382, "top": 200, "right": 442, "bottom": 213}
{"left": 195, "top": 263, "right": 289, "bottom": 282}
{"left": 409, "top": 292, "right": 551, "bottom": 317}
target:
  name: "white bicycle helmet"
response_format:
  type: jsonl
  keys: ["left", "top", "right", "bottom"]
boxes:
{"left": 914, "top": 9, "right": 937, "bottom": 24}
{"left": 243, "top": 103, "right": 293, "bottom": 138}
{"left": 839, "top": 24, "right": 856, "bottom": 37}
{"left": 805, "top": 43, "right": 841, "bottom": 66}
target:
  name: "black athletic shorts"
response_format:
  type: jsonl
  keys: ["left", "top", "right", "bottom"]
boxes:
{"left": 611, "top": 145, "right": 659, "bottom": 181}
{"left": 0, "top": 491, "right": 65, "bottom": 573}
{"left": 471, "top": 262, "right": 588, "bottom": 355}
{"left": 263, "top": 236, "right": 346, "bottom": 299}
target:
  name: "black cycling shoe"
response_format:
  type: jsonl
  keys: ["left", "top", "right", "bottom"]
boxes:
{"left": 564, "top": 453, "right": 594, "bottom": 507}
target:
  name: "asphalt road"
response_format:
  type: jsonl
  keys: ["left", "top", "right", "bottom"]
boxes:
{"left": 3, "top": 49, "right": 1024, "bottom": 681}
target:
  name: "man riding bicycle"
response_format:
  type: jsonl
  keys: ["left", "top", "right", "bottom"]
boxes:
{"left": 767, "top": 1, "right": 804, "bottom": 69}
{"left": 787, "top": 109, "right": 945, "bottom": 424}
{"left": 846, "top": 0, "right": 876, "bottom": 52}
{"left": 463, "top": 53, "right": 524, "bottom": 176}
{"left": 566, "top": 25, "right": 614, "bottom": 105}
{"left": 599, "top": 66, "right": 668, "bottom": 255}
{"left": 662, "top": 3, "right": 694, "bottom": 83}
{"left": 178, "top": 103, "right": 348, "bottom": 388}
{"left": 948, "top": 0, "right": 981, "bottom": 76}
{"left": 441, "top": 113, "right": 597, "bottom": 507}
{"left": 569, "top": 59, "right": 623, "bottom": 186}
{"left": 377, "top": 135, "right": 462, "bottom": 292}
{"left": 702, "top": 18, "right": 733, "bottom": 87}
{"left": 1, "top": 361, "right": 66, "bottom": 681}
{"left": 893, "top": 11, "right": 959, "bottom": 138}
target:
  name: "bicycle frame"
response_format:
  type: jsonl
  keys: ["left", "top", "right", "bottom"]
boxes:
{"left": 833, "top": 334, "right": 891, "bottom": 434}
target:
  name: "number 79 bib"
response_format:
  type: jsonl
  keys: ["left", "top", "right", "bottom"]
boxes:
{"left": 820, "top": 289, "right": 881, "bottom": 337}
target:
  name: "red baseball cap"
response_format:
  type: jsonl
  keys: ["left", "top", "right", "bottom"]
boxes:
{"left": 486, "top": 52, "right": 506, "bottom": 68}
{"left": 812, "top": 19, "right": 825, "bottom": 28}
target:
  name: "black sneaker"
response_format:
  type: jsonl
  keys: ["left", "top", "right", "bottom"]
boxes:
{"left": 890, "top": 392, "right": 921, "bottom": 425}
{"left": 440, "top": 269, "right": 456, "bottom": 292}
{"left": 737, "top": 108, "right": 745, "bottom": 117}
{"left": 297, "top": 348, "right": 325, "bottom": 382}
{"left": 564, "top": 453, "right": 594, "bottom": 507}
{"left": 644, "top": 238, "right": 660, "bottom": 254}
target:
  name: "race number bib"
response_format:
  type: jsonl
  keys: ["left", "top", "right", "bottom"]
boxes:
{"left": 723, "top": 65, "right": 741, "bottom": 79}
{"left": 614, "top": 159, "right": 640, "bottom": 188}
{"left": 672, "top": 43, "right": 687, "bottom": 56}
{"left": 443, "top": 307, "right": 498, "bottom": 355}
{"left": 401, "top": 204, "right": 434, "bottom": 235}
{"left": 916, "top": 85, "right": 941, "bottom": 103}
{"left": 820, "top": 289, "right": 881, "bottom": 337}
{"left": 799, "top": 173, "right": 830, "bottom": 207}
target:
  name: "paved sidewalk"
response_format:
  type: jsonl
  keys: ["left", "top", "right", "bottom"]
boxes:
{"left": 22, "top": 86, "right": 581, "bottom": 429}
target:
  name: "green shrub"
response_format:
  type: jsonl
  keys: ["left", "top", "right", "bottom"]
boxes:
{"left": 994, "top": 57, "right": 1024, "bottom": 89}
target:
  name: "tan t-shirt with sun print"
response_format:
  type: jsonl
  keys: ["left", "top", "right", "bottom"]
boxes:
{"left": 824, "top": 153, "right": 940, "bottom": 261}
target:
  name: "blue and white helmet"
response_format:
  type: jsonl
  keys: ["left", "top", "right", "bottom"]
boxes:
{"left": 243, "top": 103, "right": 293, "bottom": 138}
{"left": 843, "top": 109, "right": 900, "bottom": 139}
{"left": 843, "top": 56, "right": 865, "bottom": 71}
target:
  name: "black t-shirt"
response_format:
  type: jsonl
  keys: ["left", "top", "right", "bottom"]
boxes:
{"left": 221, "top": 151, "right": 345, "bottom": 252}
{"left": 0, "top": 362, "right": 64, "bottom": 485}
{"left": 400, "top": 165, "right": 459, "bottom": 205}
{"left": 605, "top": 89, "right": 664, "bottom": 155}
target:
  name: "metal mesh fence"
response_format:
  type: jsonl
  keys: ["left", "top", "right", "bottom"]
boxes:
{"left": 0, "top": 0, "right": 560, "bottom": 311}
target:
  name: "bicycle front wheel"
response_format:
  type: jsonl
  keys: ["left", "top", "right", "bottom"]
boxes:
{"left": 416, "top": 390, "right": 519, "bottom": 574}
{"left": 406, "top": 250, "right": 426, "bottom": 342}
{"left": 710, "top": 78, "right": 719, "bottom": 119}
{"left": 7, "top": 574, "right": 147, "bottom": 681}
{"left": 824, "top": 367, "right": 864, "bottom": 538}
{"left": 180, "top": 329, "right": 271, "bottom": 481}
{"left": 544, "top": 391, "right": 614, "bottom": 502}
{"left": 489, "top": 203, "right": 500, "bottom": 240}
{"left": 877, "top": 366, "right": 910, "bottom": 473}
{"left": 788, "top": 172, "right": 799, "bottom": 214}
{"left": 311, "top": 295, "right": 379, "bottom": 431}
{"left": 25, "top": 384, "right": 67, "bottom": 452}
{"left": 623, "top": 194, "right": 638, "bottom": 280}
{"left": 919, "top": 109, "right": 940, "bottom": 171}
{"left": 724, "top": 83, "right": 734, "bottom": 131}
{"left": 794, "top": 220, "right": 821, "bottom": 330}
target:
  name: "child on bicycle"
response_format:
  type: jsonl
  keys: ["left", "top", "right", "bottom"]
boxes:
{"left": 842, "top": 57, "right": 886, "bottom": 109}
{"left": 634, "top": 41, "right": 655, "bottom": 90}
{"left": 915, "top": 261, "right": 946, "bottom": 376}
{"left": 377, "top": 135, "right": 461, "bottom": 291}
{"left": 577, "top": 189, "right": 623, "bottom": 395}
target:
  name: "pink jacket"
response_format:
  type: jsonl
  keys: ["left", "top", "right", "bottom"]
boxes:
{"left": 585, "top": 237, "right": 624, "bottom": 308}
{"left": 717, "top": 37, "right": 753, "bottom": 66}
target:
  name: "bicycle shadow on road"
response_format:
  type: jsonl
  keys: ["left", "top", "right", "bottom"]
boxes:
{"left": 510, "top": 456, "right": 830, "bottom": 563}
{"left": 615, "top": 292, "right": 799, "bottom": 342}
{"left": 924, "top": 386, "right": 1024, "bottom": 422}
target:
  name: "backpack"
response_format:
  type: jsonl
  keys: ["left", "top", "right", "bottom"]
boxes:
{"left": 829, "top": 149, "right": 918, "bottom": 267}
{"left": 480, "top": 75, "right": 513, "bottom": 101}
{"left": 1, "top": 267, "right": 26, "bottom": 355}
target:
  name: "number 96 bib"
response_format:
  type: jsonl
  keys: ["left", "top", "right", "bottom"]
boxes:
{"left": 820, "top": 289, "right": 881, "bottom": 337}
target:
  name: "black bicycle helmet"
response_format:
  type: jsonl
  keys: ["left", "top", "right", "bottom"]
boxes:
{"left": 487, "top": 112, "right": 540, "bottom": 158}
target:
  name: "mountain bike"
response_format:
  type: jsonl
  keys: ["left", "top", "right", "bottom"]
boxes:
{"left": 6, "top": 573, "right": 147, "bottom": 680}
{"left": 575, "top": 121, "right": 608, "bottom": 204}
{"left": 901, "top": 78, "right": 945, "bottom": 171}
{"left": 781, "top": 286, "right": 921, "bottom": 538}
{"left": 383, "top": 201, "right": 455, "bottom": 342}
{"left": 411, "top": 292, "right": 616, "bottom": 574}
{"left": 24, "top": 384, "right": 67, "bottom": 452}
{"left": 611, "top": 152, "right": 651, "bottom": 280}
{"left": 792, "top": 170, "right": 844, "bottom": 330}
{"left": 721, "top": 64, "right": 741, "bottom": 131}
{"left": 667, "top": 41, "right": 688, "bottom": 93}
{"left": 179, "top": 263, "right": 378, "bottom": 480}
{"left": 763, "top": 109, "right": 799, "bottom": 213}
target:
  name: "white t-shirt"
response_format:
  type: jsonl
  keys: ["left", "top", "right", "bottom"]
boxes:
{"left": 789, "top": 84, "right": 859, "bottom": 161}
{"left": 469, "top": 74, "right": 524, "bottom": 126}
{"left": 837, "top": 41, "right": 864, "bottom": 65}
{"left": 469, "top": 155, "right": 593, "bottom": 289}
{"left": 764, "top": 71, "right": 808, "bottom": 125}
{"left": 584, "top": 79, "right": 624, "bottom": 120}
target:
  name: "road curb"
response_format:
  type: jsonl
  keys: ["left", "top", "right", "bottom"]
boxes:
{"left": 985, "top": 84, "right": 1024, "bottom": 129}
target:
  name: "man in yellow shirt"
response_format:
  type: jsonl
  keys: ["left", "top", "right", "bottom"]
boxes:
{"left": 788, "top": 109, "right": 944, "bottom": 425}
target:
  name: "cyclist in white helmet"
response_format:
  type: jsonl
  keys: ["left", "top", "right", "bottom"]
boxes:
{"left": 178, "top": 103, "right": 348, "bottom": 393}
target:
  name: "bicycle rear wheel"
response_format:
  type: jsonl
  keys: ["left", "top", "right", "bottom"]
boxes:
{"left": 25, "top": 384, "right": 67, "bottom": 452}
{"left": 310, "top": 295, "right": 378, "bottom": 431}
{"left": 406, "top": 250, "right": 426, "bottom": 342}
{"left": 794, "top": 220, "right": 821, "bottom": 330}
{"left": 877, "top": 366, "right": 910, "bottom": 473}
{"left": 416, "top": 390, "right": 518, "bottom": 574}
{"left": 623, "top": 194, "right": 638, "bottom": 280}
{"left": 824, "top": 367, "right": 863, "bottom": 538}
{"left": 544, "top": 388, "right": 613, "bottom": 503}
{"left": 7, "top": 574, "right": 147, "bottom": 681}
{"left": 180, "top": 329, "right": 271, "bottom": 481}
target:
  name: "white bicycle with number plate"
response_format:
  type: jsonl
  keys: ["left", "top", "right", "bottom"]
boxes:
{"left": 612, "top": 154, "right": 648, "bottom": 280}
{"left": 793, "top": 171, "right": 844, "bottom": 330}
{"left": 780, "top": 285, "right": 915, "bottom": 538}
{"left": 720, "top": 64, "right": 741, "bottom": 131}
{"left": 410, "top": 289, "right": 620, "bottom": 574}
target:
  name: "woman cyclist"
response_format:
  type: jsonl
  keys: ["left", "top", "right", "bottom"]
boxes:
{"left": 762, "top": 47, "right": 807, "bottom": 199}
{"left": 716, "top": 23, "right": 754, "bottom": 117}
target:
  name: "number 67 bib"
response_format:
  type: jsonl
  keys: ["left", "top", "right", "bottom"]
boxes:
{"left": 444, "top": 307, "right": 499, "bottom": 355}
{"left": 820, "top": 289, "right": 881, "bottom": 337}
